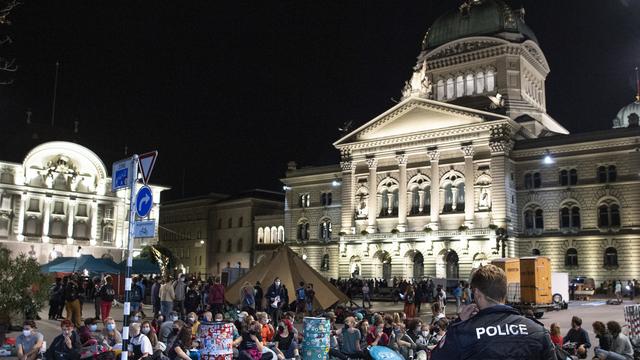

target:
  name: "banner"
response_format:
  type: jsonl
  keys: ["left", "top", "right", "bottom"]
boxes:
{"left": 198, "top": 322, "right": 234, "bottom": 360}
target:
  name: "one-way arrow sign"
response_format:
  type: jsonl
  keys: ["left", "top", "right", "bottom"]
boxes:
{"left": 138, "top": 151, "right": 158, "bottom": 184}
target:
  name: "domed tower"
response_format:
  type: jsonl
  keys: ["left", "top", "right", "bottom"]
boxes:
{"left": 402, "top": 0, "right": 567, "bottom": 137}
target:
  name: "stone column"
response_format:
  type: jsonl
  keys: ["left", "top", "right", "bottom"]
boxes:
{"left": 67, "top": 200, "right": 76, "bottom": 244}
{"left": 340, "top": 160, "right": 356, "bottom": 234}
{"left": 90, "top": 201, "right": 98, "bottom": 245}
{"left": 42, "top": 197, "right": 51, "bottom": 243}
{"left": 366, "top": 158, "right": 378, "bottom": 233}
{"left": 428, "top": 150, "right": 440, "bottom": 230}
{"left": 396, "top": 154, "right": 408, "bottom": 232}
{"left": 462, "top": 145, "right": 476, "bottom": 227}
{"left": 16, "top": 193, "right": 26, "bottom": 241}
{"left": 489, "top": 139, "right": 513, "bottom": 227}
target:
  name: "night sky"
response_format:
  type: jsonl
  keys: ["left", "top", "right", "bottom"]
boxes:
{"left": 0, "top": 1, "right": 639, "bottom": 200}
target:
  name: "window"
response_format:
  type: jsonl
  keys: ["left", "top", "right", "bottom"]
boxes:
{"left": 446, "top": 78, "right": 455, "bottom": 99}
{"left": 53, "top": 201, "right": 64, "bottom": 215}
{"left": 237, "top": 238, "right": 243, "bottom": 252}
{"left": 238, "top": 217, "right": 243, "bottom": 227}
{"left": 436, "top": 80, "right": 445, "bottom": 100}
{"left": 228, "top": 218, "right": 232, "bottom": 228}
{"left": 378, "top": 179, "right": 399, "bottom": 217}
{"left": 531, "top": 248, "right": 541, "bottom": 256}
{"left": 299, "top": 193, "right": 310, "bottom": 208}
{"left": 104, "top": 207, "right": 113, "bottom": 219}
{"left": 604, "top": 247, "right": 618, "bottom": 267}
{"left": 24, "top": 217, "right": 39, "bottom": 236}
{"left": 535, "top": 209, "right": 544, "bottom": 229}
{"left": 217, "top": 239, "right": 222, "bottom": 253}
{"left": 533, "top": 173, "right": 541, "bottom": 188}
{"left": 599, "top": 204, "right": 621, "bottom": 228}
{"left": 0, "top": 216, "right": 9, "bottom": 237}
{"left": 320, "top": 192, "right": 332, "bottom": 206}
{"left": 27, "top": 199, "right": 39, "bottom": 212}
{"left": 442, "top": 172, "right": 464, "bottom": 213}
{"left": 565, "top": 248, "right": 578, "bottom": 267}
{"left": 476, "top": 71, "right": 485, "bottom": 93}
{"left": 278, "top": 226, "right": 285, "bottom": 243}
{"left": 102, "top": 226, "right": 113, "bottom": 242}
{"left": 264, "top": 227, "right": 271, "bottom": 243}
{"left": 456, "top": 183, "right": 465, "bottom": 212}
{"left": 598, "top": 165, "right": 617, "bottom": 183}
{"left": 74, "top": 221, "right": 88, "bottom": 239}
{"left": 524, "top": 208, "right": 544, "bottom": 232}
{"left": 319, "top": 219, "right": 332, "bottom": 242}
{"left": 227, "top": 239, "right": 232, "bottom": 252}
{"left": 559, "top": 206, "right": 580, "bottom": 229}
{"left": 456, "top": 75, "right": 464, "bottom": 97}
{"left": 321, "top": 254, "right": 330, "bottom": 271}
{"left": 297, "top": 220, "right": 309, "bottom": 241}
{"left": 559, "top": 170, "right": 568, "bottom": 186}
{"left": 257, "top": 228, "right": 264, "bottom": 243}
{"left": 465, "top": 74, "right": 474, "bottom": 95}
{"left": 77, "top": 204, "right": 88, "bottom": 217}
{"left": 524, "top": 173, "right": 533, "bottom": 189}
{"left": 486, "top": 69, "right": 495, "bottom": 92}
{"left": 524, "top": 172, "right": 541, "bottom": 189}
{"left": 569, "top": 169, "right": 578, "bottom": 185}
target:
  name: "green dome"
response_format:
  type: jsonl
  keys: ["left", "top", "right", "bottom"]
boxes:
{"left": 424, "top": 0, "right": 538, "bottom": 50}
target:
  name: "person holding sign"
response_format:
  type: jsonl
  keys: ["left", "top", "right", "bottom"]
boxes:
{"left": 266, "top": 278, "right": 286, "bottom": 325}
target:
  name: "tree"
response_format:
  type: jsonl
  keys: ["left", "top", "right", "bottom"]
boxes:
{"left": 138, "top": 245, "right": 179, "bottom": 278}
{"left": 0, "top": 0, "right": 18, "bottom": 85}
{"left": 0, "top": 247, "right": 50, "bottom": 321}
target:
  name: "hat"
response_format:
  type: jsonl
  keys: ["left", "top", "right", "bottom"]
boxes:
{"left": 355, "top": 313, "right": 363, "bottom": 321}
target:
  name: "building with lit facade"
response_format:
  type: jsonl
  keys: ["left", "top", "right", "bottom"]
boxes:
{"left": 0, "top": 141, "right": 167, "bottom": 263}
{"left": 159, "top": 190, "right": 283, "bottom": 277}
{"left": 281, "top": 0, "right": 640, "bottom": 284}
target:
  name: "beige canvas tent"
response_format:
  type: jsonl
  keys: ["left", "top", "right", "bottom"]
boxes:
{"left": 225, "top": 246, "right": 349, "bottom": 310}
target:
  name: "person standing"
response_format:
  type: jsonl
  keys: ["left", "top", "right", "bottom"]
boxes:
{"left": 305, "top": 283, "right": 315, "bottom": 316}
{"left": 414, "top": 283, "right": 423, "bottom": 313}
{"left": 430, "top": 265, "right": 555, "bottom": 359}
{"left": 403, "top": 286, "right": 416, "bottom": 318}
{"left": 151, "top": 276, "right": 161, "bottom": 316}
{"left": 295, "top": 281, "right": 306, "bottom": 316}
{"left": 615, "top": 280, "right": 622, "bottom": 302}
{"left": 92, "top": 278, "right": 102, "bottom": 320}
{"left": 453, "top": 282, "right": 463, "bottom": 314}
{"left": 463, "top": 282, "right": 473, "bottom": 305}
{"left": 185, "top": 283, "right": 201, "bottom": 315}
{"left": 64, "top": 275, "right": 82, "bottom": 328}
{"left": 173, "top": 274, "right": 187, "bottom": 317}
{"left": 97, "top": 275, "right": 116, "bottom": 320}
{"left": 435, "top": 285, "right": 446, "bottom": 315}
{"left": 130, "top": 277, "right": 144, "bottom": 315}
{"left": 266, "top": 277, "right": 286, "bottom": 324}
{"left": 48, "top": 278, "right": 64, "bottom": 320}
{"left": 159, "top": 277, "right": 176, "bottom": 319}
{"left": 362, "top": 282, "right": 372, "bottom": 308}
{"left": 240, "top": 281, "right": 256, "bottom": 316}
{"left": 254, "top": 281, "right": 264, "bottom": 312}
{"left": 208, "top": 277, "right": 225, "bottom": 316}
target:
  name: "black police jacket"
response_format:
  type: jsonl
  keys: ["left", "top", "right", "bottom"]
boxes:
{"left": 430, "top": 304, "right": 555, "bottom": 360}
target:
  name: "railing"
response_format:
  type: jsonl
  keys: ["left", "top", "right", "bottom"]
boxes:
{"left": 342, "top": 228, "right": 493, "bottom": 241}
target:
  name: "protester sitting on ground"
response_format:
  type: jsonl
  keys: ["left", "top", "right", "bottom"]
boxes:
{"left": 141, "top": 321, "right": 159, "bottom": 349}
{"left": 563, "top": 316, "right": 591, "bottom": 355}
{"left": 329, "top": 316, "right": 362, "bottom": 360}
{"left": 549, "top": 323, "right": 563, "bottom": 347}
{"left": 159, "top": 311, "right": 179, "bottom": 344}
{"left": 430, "top": 264, "right": 555, "bottom": 359}
{"left": 391, "top": 323, "right": 416, "bottom": 360}
{"left": 130, "top": 311, "right": 143, "bottom": 325}
{"left": 101, "top": 317, "right": 122, "bottom": 351}
{"left": 429, "top": 302, "right": 445, "bottom": 326}
{"left": 426, "top": 318, "right": 448, "bottom": 350}
{"left": 45, "top": 320, "right": 81, "bottom": 360}
{"left": 201, "top": 311, "right": 213, "bottom": 323}
{"left": 273, "top": 319, "right": 299, "bottom": 360}
{"left": 256, "top": 312, "right": 275, "bottom": 345}
{"left": 127, "top": 323, "right": 153, "bottom": 360}
{"left": 186, "top": 311, "right": 199, "bottom": 336}
{"left": 78, "top": 325, "right": 102, "bottom": 359}
{"left": 16, "top": 320, "right": 44, "bottom": 360}
{"left": 167, "top": 320, "right": 192, "bottom": 360}
{"left": 151, "top": 314, "right": 164, "bottom": 335}
{"left": 357, "top": 318, "right": 370, "bottom": 350}
{"left": 235, "top": 320, "right": 269, "bottom": 360}
{"left": 405, "top": 319, "right": 429, "bottom": 355}
{"left": 592, "top": 321, "right": 612, "bottom": 352}
{"left": 594, "top": 321, "right": 633, "bottom": 360}
{"left": 366, "top": 315, "right": 389, "bottom": 347}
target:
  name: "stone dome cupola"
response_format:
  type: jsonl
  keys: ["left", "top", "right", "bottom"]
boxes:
{"left": 613, "top": 100, "right": 640, "bottom": 128}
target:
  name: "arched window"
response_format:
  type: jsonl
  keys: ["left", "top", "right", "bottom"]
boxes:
{"left": 277, "top": 226, "right": 285, "bottom": 243}
{"left": 321, "top": 254, "right": 330, "bottom": 271}
{"left": 524, "top": 210, "right": 534, "bottom": 230}
{"left": 524, "top": 173, "right": 533, "bottom": 189}
{"left": 525, "top": 207, "right": 544, "bottom": 232}
{"left": 446, "top": 78, "right": 455, "bottom": 99}
{"left": 560, "top": 207, "right": 570, "bottom": 228}
{"left": 608, "top": 165, "right": 617, "bottom": 182}
{"left": 443, "top": 183, "right": 453, "bottom": 213}
{"left": 599, "top": 204, "right": 621, "bottom": 228}
{"left": 598, "top": 165, "right": 616, "bottom": 183}
{"left": 456, "top": 183, "right": 465, "bottom": 212}
{"left": 297, "top": 220, "right": 309, "bottom": 241}
{"left": 271, "top": 227, "right": 277, "bottom": 242}
{"left": 559, "top": 170, "right": 568, "bottom": 186}
{"left": 378, "top": 179, "right": 399, "bottom": 217}
{"left": 611, "top": 204, "right": 621, "bottom": 227}
{"left": 436, "top": 80, "right": 445, "bottom": 100}
{"left": 560, "top": 206, "right": 580, "bottom": 229}
{"left": 532, "top": 248, "right": 541, "bottom": 256}
{"left": 599, "top": 205, "right": 610, "bottom": 227}
{"left": 465, "top": 74, "right": 474, "bottom": 95}
{"left": 486, "top": 69, "right": 495, "bottom": 92}
{"left": 264, "top": 227, "right": 271, "bottom": 243}
{"left": 102, "top": 226, "right": 113, "bottom": 243}
{"left": 319, "top": 219, "right": 332, "bottom": 242}
{"left": 226, "top": 239, "right": 232, "bottom": 252}
{"left": 598, "top": 166, "right": 607, "bottom": 183}
{"left": 535, "top": 209, "right": 544, "bottom": 229}
{"left": 257, "top": 228, "right": 264, "bottom": 243}
{"left": 604, "top": 247, "right": 618, "bottom": 267}
{"left": 569, "top": 169, "right": 578, "bottom": 185}
{"left": 320, "top": 193, "right": 327, "bottom": 206}
{"left": 455, "top": 75, "right": 464, "bottom": 97}
{"left": 476, "top": 71, "right": 485, "bottom": 93}
{"left": 565, "top": 248, "right": 578, "bottom": 266}
{"left": 533, "top": 172, "right": 541, "bottom": 188}
{"left": 571, "top": 207, "right": 581, "bottom": 228}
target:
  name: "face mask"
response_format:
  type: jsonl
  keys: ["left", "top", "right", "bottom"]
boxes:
{"left": 23, "top": 330, "right": 31, "bottom": 337}
{"left": 132, "top": 316, "right": 140, "bottom": 322}
{"left": 171, "top": 316, "right": 179, "bottom": 321}
{"left": 142, "top": 327, "right": 150, "bottom": 334}
{"left": 275, "top": 281, "right": 281, "bottom": 286}
{"left": 107, "top": 324, "right": 115, "bottom": 331}
{"left": 422, "top": 331, "right": 429, "bottom": 337}
{"left": 89, "top": 325, "right": 98, "bottom": 332}
{"left": 188, "top": 317, "right": 196, "bottom": 323}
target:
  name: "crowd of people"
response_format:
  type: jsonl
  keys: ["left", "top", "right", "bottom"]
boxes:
{"left": 14, "top": 267, "right": 638, "bottom": 360}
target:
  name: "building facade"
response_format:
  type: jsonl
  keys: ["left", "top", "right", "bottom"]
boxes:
{"left": 282, "top": 0, "right": 640, "bottom": 284}
{"left": 0, "top": 141, "right": 167, "bottom": 263}
{"left": 159, "top": 190, "right": 283, "bottom": 277}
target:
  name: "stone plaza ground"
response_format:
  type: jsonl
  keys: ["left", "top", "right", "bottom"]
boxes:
{"left": 3, "top": 297, "right": 632, "bottom": 359}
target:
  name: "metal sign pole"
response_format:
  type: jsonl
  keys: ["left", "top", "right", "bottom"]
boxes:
{"left": 121, "top": 154, "right": 138, "bottom": 360}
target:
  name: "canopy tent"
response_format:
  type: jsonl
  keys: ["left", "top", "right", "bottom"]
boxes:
{"left": 119, "top": 259, "right": 161, "bottom": 274}
{"left": 41, "top": 255, "right": 121, "bottom": 274}
{"left": 225, "top": 246, "right": 349, "bottom": 310}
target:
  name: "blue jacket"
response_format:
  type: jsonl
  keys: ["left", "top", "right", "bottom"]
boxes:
{"left": 430, "top": 305, "right": 555, "bottom": 360}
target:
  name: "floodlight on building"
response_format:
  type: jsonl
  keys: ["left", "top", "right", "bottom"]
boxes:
{"left": 302, "top": 254, "right": 308, "bottom": 260}
{"left": 543, "top": 150, "right": 554, "bottom": 164}
{"left": 200, "top": 240, "right": 205, "bottom": 244}
{"left": 332, "top": 180, "right": 341, "bottom": 187}
{"left": 50, "top": 249, "right": 58, "bottom": 259}
{"left": 75, "top": 246, "right": 82, "bottom": 257}
{"left": 282, "top": 185, "right": 292, "bottom": 191}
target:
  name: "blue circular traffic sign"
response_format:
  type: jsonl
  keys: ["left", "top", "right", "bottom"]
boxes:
{"left": 135, "top": 186, "right": 153, "bottom": 217}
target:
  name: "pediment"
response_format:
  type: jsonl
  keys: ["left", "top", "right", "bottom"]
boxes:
{"left": 335, "top": 97, "right": 507, "bottom": 146}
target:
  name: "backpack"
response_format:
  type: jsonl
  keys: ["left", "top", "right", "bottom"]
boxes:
{"left": 296, "top": 287, "right": 306, "bottom": 300}
{"left": 130, "top": 284, "right": 142, "bottom": 302}
{"left": 553, "top": 344, "right": 573, "bottom": 360}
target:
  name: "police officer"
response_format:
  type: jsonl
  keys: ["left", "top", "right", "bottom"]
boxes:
{"left": 430, "top": 264, "right": 555, "bottom": 360}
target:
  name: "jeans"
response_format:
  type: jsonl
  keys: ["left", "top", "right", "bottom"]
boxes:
{"left": 455, "top": 296, "right": 462, "bottom": 313}
{"left": 161, "top": 301, "right": 173, "bottom": 319}
{"left": 595, "top": 348, "right": 629, "bottom": 360}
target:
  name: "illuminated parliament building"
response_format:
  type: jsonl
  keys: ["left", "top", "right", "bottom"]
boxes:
{"left": 281, "top": 0, "right": 640, "bottom": 283}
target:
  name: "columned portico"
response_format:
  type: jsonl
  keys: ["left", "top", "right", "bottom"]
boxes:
{"left": 42, "top": 197, "right": 51, "bottom": 243}
{"left": 17, "top": 193, "right": 26, "bottom": 241}
{"left": 489, "top": 140, "right": 513, "bottom": 227}
{"left": 366, "top": 158, "right": 378, "bottom": 233}
{"left": 66, "top": 200, "right": 75, "bottom": 244}
{"left": 340, "top": 160, "right": 356, "bottom": 234}
{"left": 462, "top": 145, "right": 475, "bottom": 227}
{"left": 428, "top": 150, "right": 440, "bottom": 230}
{"left": 396, "top": 154, "right": 408, "bottom": 232}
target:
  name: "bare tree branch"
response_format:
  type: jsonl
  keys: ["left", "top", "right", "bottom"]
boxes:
{"left": 0, "top": 57, "right": 17, "bottom": 72}
{"left": 0, "top": 35, "right": 12, "bottom": 46}
{"left": 0, "top": 0, "right": 19, "bottom": 25}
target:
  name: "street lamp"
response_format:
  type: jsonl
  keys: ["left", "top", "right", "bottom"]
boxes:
{"left": 495, "top": 227, "right": 508, "bottom": 258}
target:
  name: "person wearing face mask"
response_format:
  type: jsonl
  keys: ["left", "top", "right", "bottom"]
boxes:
{"left": 256, "top": 312, "right": 274, "bottom": 346}
{"left": 159, "top": 311, "right": 179, "bottom": 344}
{"left": 130, "top": 311, "right": 143, "bottom": 325}
{"left": 173, "top": 275, "right": 187, "bottom": 318}
{"left": 406, "top": 319, "right": 429, "bottom": 355}
{"left": 128, "top": 323, "right": 153, "bottom": 360}
{"left": 186, "top": 312, "right": 199, "bottom": 337}
{"left": 100, "top": 317, "right": 122, "bottom": 351}
{"left": 234, "top": 320, "right": 269, "bottom": 360}
{"left": 266, "top": 278, "right": 285, "bottom": 325}
{"left": 140, "top": 321, "right": 159, "bottom": 349}
{"left": 16, "top": 320, "right": 43, "bottom": 360}
{"left": 167, "top": 320, "right": 192, "bottom": 360}
{"left": 45, "top": 320, "right": 81, "bottom": 360}
{"left": 273, "top": 319, "right": 299, "bottom": 360}
{"left": 366, "top": 316, "right": 389, "bottom": 347}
